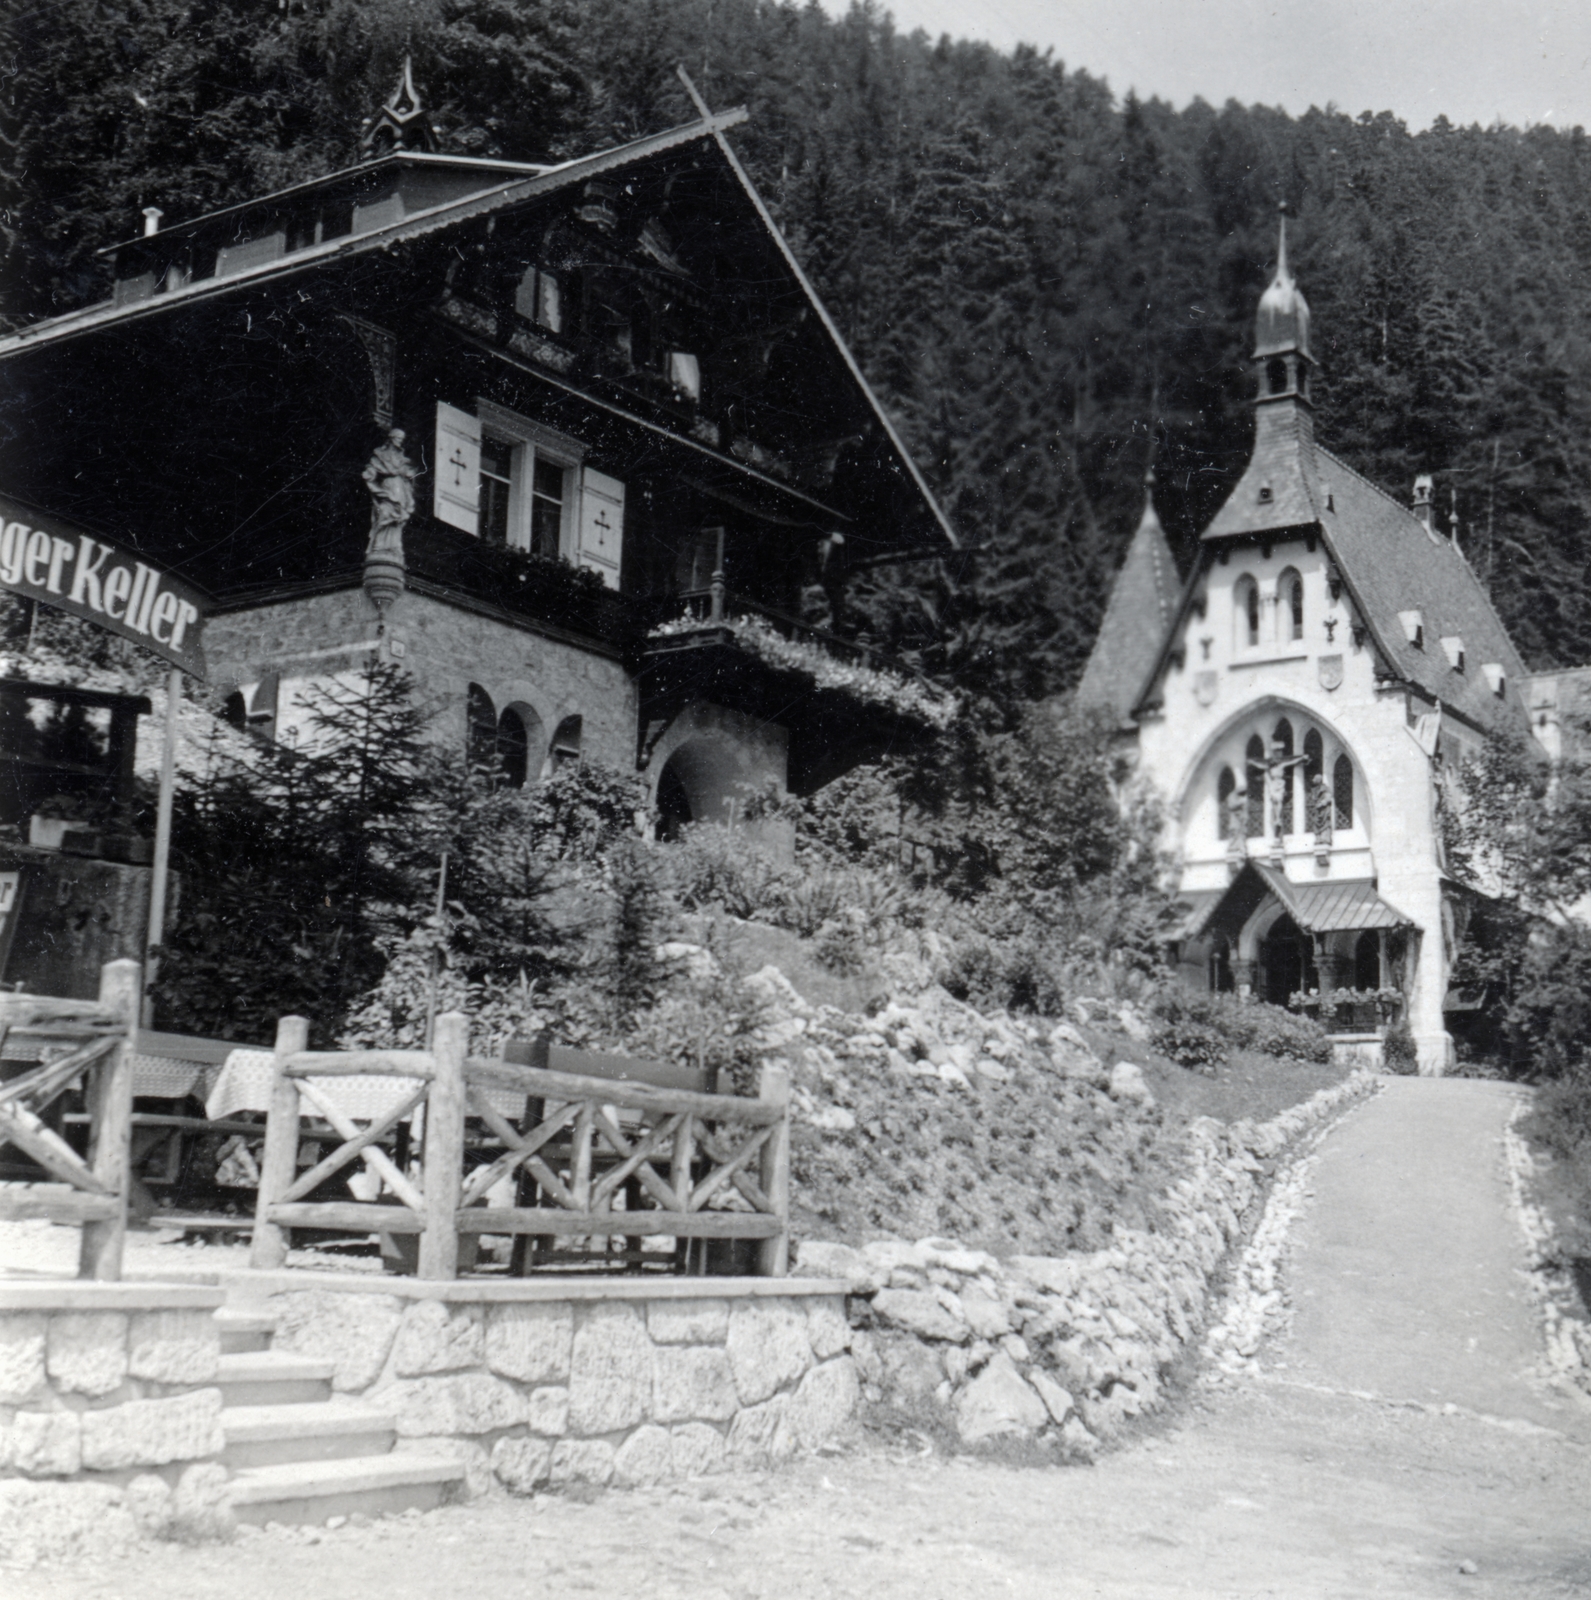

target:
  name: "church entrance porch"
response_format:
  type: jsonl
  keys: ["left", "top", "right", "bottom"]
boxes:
{"left": 1258, "top": 914, "right": 1315, "bottom": 1008}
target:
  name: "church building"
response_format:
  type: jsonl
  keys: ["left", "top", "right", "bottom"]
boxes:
{"left": 1079, "top": 215, "right": 1536, "bottom": 1074}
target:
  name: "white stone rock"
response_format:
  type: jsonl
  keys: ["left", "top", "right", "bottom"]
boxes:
{"left": 550, "top": 1438, "right": 614, "bottom": 1486}
{"left": 953, "top": 1353, "right": 1048, "bottom": 1443}
{"left": 803, "top": 1296, "right": 851, "bottom": 1360}
{"left": 46, "top": 1312, "right": 127, "bottom": 1397}
{"left": 485, "top": 1301, "right": 573, "bottom": 1386}
{"left": 79, "top": 1388, "right": 224, "bottom": 1470}
{"left": 568, "top": 1304, "right": 655, "bottom": 1435}
{"left": 124, "top": 1474, "right": 173, "bottom": 1537}
{"left": 726, "top": 1394, "right": 791, "bottom": 1463}
{"left": 391, "top": 1300, "right": 484, "bottom": 1376}
{"left": 725, "top": 1300, "right": 812, "bottom": 1406}
{"left": 492, "top": 1434, "right": 551, "bottom": 1495}
{"left": 670, "top": 1422, "right": 728, "bottom": 1478}
{"left": 0, "top": 1314, "right": 46, "bottom": 1405}
{"left": 1108, "top": 1060, "right": 1155, "bottom": 1107}
{"left": 957, "top": 1284, "right": 1012, "bottom": 1340}
{"left": 861, "top": 1238, "right": 927, "bottom": 1275}
{"left": 919, "top": 1242, "right": 999, "bottom": 1276}
{"left": 127, "top": 1309, "right": 219, "bottom": 1386}
{"left": 0, "top": 1407, "right": 81, "bottom": 1475}
{"left": 999, "top": 1333, "right": 1032, "bottom": 1364}
{"left": 1009, "top": 1256, "right": 1078, "bottom": 1297}
{"left": 0, "top": 1480, "right": 138, "bottom": 1567}
{"left": 783, "top": 1358, "right": 859, "bottom": 1452}
{"left": 377, "top": 1373, "right": 528, "bottom": 1437}
{"left": 171, "top": 1461, "right": 235, "bottom": 1541}
{"left": 271, "top": 1292, "right": 402, "bottom": 1392}
{"left": 653, "top": 1344, "right": 738, "bottom": 1423}
{"left": 612, "top": 1424, "right": 674, "bottom": 1487}
{"left": 879, "top": 1336, "right": 943, "bottom": 1404}
{"left": 645, "top": 1298, "right": 729, "bottom": 1345}
{"left": 526, "top": 1385, "right": 569, "bottom": 1436}
{"left": 872, "top": 1288, "right": 968, "bottom": 1344}
{"left": 1028, "top": 1369, "right": 1075, "bottom": 1424}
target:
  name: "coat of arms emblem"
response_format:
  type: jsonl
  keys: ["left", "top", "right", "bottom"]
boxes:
{"left": 1194, "top": 670, "right": 1218, "bottom": 706}
{"left": 1318, "top": 653, "right": 1344, "bottom": 691}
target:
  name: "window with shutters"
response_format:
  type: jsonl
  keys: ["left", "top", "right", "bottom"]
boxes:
{"left": 513, "top": 265, "right": 562, "bottom": 333}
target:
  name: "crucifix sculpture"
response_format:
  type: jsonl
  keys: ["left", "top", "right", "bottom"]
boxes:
{"left": 1251, "top": 738, "right": 1307, "bottom": 856}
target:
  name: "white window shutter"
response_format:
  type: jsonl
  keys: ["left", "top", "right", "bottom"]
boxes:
{"left": 578, "top": 468, "right": 624, "bottom": 589}
{"left": 538, "top": 273, "right": 561, "bottom": 333}
{"left": 434, "top": 402, "right": 481, "bottom": 535}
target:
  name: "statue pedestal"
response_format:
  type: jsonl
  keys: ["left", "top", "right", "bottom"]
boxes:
{"left": 364, "top": 553, "right": 405, "bottom": 612}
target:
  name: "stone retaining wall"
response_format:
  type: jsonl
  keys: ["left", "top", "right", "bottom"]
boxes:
{"left": 799, "top": 1070, "right": 1379, "bottom": 1454}
{"left": 241, "top": 1274, "right": 857, "bottom": 1495}
{"left": 0, "top": 1281, "right": 231, "bottom": 1564}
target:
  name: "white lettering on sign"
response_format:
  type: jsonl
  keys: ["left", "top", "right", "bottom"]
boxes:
{"left": 0, "top": 497, "right": 209, "bottom": 678}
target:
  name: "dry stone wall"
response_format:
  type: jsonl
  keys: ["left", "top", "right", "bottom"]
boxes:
{"left": 798, "top": 1071, "right": 1379, "bottom": 1454}
{"left": 0, "top": 1283, "right": 232, "bottom": 1565}
{"left": 258, "top": 1280, "right": 856, "bottom": 1495}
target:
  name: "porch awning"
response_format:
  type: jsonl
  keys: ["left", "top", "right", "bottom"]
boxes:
{"left": 1184, "top": 861, "right": 1416, "bottom": 943}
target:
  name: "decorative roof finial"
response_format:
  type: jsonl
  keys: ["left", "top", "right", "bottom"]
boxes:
{"left": 1276, "top": 199, "right": 1290, "bottom": 284}
{"left": 361, "top": 57, "right": 438, "bottom": 157}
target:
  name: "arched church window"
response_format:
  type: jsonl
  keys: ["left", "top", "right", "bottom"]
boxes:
{"left": 1235, "top": 576, "right": 1260, "bottom": 649}
{"left": 1333, "top": 754, "right": 1354, "bottom": 829}
{"left": 497, "top": 708, "right": 528, "bottom": 789}
{"left": 1245, "top": 734, "right": 1265, "bottom": 837}
{"left": 1274, "top": 718, "right": 1295, "bottom": 834}
{"left": 1303, "top": 729, "right": 1325, "bottom": 834}
{"left": 1217, "top": 765, "right": 1236, "bottom": 839}
{"left": 1279, "top": 568, "right": 1304, "bottom": 640}
{"left": 466, "top": 684, "right": 496, "bottom": 771}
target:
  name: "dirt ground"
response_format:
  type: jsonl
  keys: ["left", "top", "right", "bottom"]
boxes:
{"left": 11, "top": 1074, "right": 1589, "bottom": 1600}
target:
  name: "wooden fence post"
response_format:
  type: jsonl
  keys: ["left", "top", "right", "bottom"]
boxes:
{"left": 78, "top": 958, "right": 140, "bottom": 1281}
{"left": 418, "top": 1011, "right": 466, "bottom": 1280}
{"left": 756, "top": 1063, "right": 790, "bottom": 1279}
{"left": 250, "top": 1015, "right": 308, "bottom": 1270}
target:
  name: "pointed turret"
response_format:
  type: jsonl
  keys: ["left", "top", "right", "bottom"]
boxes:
{"left": 361, "top": 58, "right": 439, "bottom": 157}
{"left": 1203, "top": 204, "right": 1325, "bottom": 544}
{"left": 1077, "top": 469, "right": 1181, "bottom": 722}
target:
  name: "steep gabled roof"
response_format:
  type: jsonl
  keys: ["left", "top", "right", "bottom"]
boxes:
{"left": 0, "top": 110, "right": 956, "bottom": 552}
{"left": 1077, "top": 481, "right": 1181, "bottom": 722}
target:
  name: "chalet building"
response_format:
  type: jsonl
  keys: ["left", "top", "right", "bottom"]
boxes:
{"left": 1079, "top": 216, "right": 1561, "bottom": 1074}
{"left": 0, "top": 72, "right": 955, "bottom": 844}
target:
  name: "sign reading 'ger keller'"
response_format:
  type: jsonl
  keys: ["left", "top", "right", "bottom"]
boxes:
{"left": 0, "top": 495, "right": 208, "bottom": 679}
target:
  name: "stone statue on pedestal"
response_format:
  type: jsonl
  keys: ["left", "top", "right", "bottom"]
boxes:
{"left": 361, "top": 427, "right": 416, "bottom": 611}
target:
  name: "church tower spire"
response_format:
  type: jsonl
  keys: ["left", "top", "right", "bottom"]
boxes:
{"left": 361, "top": 57, "right": 439, "bottom": 157}
{"left": 1253, "top": 203, "right": 1314, "bottom": 409}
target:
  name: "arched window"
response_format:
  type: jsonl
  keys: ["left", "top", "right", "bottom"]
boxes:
{"left": 497, "top": 708, "right": 528, "bottom": 789}
{"left": 1279, "top": 568, "right": 1304, "bottom": 641}
{"left": 1235, "top": 576, "right": 1260, "bottom": 649}
{"left": 1274, "top": 718, "right": 1295, "bottom": 834}
{"left": 656, "top": 757, "right": 692, "bottom": 841}
{"left": 1245, "top": 734, "right": 1265, "bottom": 837}
{"left": 1217, "top": 765, "right": 1236, "bottom": 839}
{"left": 1333, "top": 754, "right": 1354, "bottom": 829}
{"left": 547, "top": 714, "right": 583, "bottom": 773}
{"left": 466, "top": 684, "right": 496, "bottom": 771}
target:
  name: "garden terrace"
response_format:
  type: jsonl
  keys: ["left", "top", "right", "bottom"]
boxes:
{"left": 641, "top": 590, "right": 956, "bottom": 792}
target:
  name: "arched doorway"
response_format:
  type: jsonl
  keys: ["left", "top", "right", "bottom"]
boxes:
{"left": 1259, "top": 914, "right": 1314, "bottom": 1007}
{"left": 655, "top": 759, "right": 692, "bottom": 840}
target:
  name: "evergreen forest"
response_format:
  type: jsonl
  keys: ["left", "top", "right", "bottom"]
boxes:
{"left": 8, "top": 0, "right": 1591, "bottom": 696}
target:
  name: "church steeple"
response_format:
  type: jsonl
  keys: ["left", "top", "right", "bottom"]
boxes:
{"left": 361, "top": 58, "right": 439, "bottom": 157}
{"left": 1252, "top": 204, "right": 1314, "bottom": 409}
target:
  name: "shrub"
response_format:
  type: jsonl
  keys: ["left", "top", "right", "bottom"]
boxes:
{"left": 1145, "top": 985, "right": 1332, "bottom": 1067}
{"left": 1382, "top": 1019, "right": 1419, "bottom": 1074}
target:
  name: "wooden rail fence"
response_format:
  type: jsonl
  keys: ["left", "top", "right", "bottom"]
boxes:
{"left": 250, "top": 1011, "right": 791, "bottom": 1279}
{"left": 0, "top": 959, "right": 139, "bottom": 1279}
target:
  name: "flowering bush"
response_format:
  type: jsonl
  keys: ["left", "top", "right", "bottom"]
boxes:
{"left": 648, "top": 612, "right": 957, "bottom": 729}
{"left": 1287, "top": 986, "right": 1403, "bottom": 1022}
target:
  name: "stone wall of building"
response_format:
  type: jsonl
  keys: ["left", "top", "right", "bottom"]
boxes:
{"left": 0, "top": 1282, "right": 231, "bottom": 1564}
{"left": 245, "top": 1276, "right": 856, "bottom": 1495}
{"left": 204, "top": 584, "right": 638, "bottom": 777}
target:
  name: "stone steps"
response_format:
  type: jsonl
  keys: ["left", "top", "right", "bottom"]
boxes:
{"left": 222, "top": 1400, "right": 399, "bottom": 1469}
{"left": 228, "top": 1454, "right": 462, "bottom": 1526}
{"left": 212, "top": 1307, "right": 464, "bottom": 1525}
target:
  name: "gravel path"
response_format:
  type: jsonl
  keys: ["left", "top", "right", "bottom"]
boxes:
{"left": 13, "top": 1076, "right": 1591, "bottom": 1599}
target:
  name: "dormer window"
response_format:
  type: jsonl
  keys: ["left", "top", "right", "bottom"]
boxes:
{"left": 1398, "top": 609, "right": 1424, "bottom": 648}
{"left": 1482, "top": 663, "right": 1506, "bottom": 698}
{"left": 1441, "top": 636, "right": 1466, "bottom": 672}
